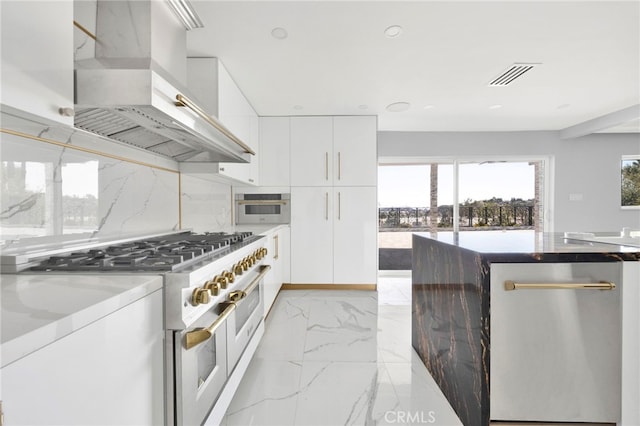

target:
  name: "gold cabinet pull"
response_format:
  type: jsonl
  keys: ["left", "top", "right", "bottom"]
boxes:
{"left": 338, "top": 151, "right": 341, "bottom": 180}
{"left": 504, "top": 280, "right": 616, "bottom": 291}
{"left": 325, "top": 152, "right": 329, "bottom": 181}
{"left": 185, "top": 303, "right": 236, "bottom": 349}
{"left": 337, "top": 191, "right": 341, "bottom": 220}
{"left": 175, "top": 94, "right": 256, "bottom": 155}
{"left": 325, "top": 192, "right": 329, "bottom": 220}
{"left": 273, "top": 235, "right": 279, "bottom": 260}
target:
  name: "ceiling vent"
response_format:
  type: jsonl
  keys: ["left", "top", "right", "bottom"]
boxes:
{"left": 488, "top": 63, "right": 540, "bottom": 86}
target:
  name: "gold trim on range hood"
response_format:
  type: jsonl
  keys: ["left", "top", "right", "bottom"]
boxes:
{"left": 74, "top": 68, "right": 253, "bottom": 163}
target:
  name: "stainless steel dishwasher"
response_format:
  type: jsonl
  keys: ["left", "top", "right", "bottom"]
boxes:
{"left": 490, "top": 262, "right": 622, "bottom": 423}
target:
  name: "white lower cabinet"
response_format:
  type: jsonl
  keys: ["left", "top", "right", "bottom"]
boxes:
{"left": 263, "top": 226, "right": 290, "bottom": 314}
{"left": 290, "top": 186, "right": 377, "bottom": 285}
{"left": 1, "top": 290, "right": 165, "bottom": 425}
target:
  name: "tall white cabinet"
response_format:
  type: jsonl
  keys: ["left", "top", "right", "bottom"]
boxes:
{"left": 289, "top": 116, "right": 377, "bottom": 286}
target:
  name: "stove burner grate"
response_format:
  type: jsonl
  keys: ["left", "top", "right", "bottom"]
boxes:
{"left": 30, "top": 231, "right": 257, "bottom": 272}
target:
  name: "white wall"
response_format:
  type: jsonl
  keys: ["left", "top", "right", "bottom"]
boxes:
{"left": 378, "top": 131, "right": 640, "bottom": 232}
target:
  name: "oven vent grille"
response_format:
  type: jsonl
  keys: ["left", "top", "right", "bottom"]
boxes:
{"left": 488, "top": 63, "right": 539, "bottom": 86}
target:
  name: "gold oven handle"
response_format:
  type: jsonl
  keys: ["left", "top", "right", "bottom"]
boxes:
{"left": 185, "top": 303, "right": 236, "bottom": 350}
{"left": 504, "top": 280, "right": 616, "bottom": 291}
{"left": 239, "top": 265, "right": 272, "bottom": 300}
{"left": 236, "top": 200, "right": 288, "bottom": 205}
{"left": 175, "top": 94, "right": 256, "bottom": 155}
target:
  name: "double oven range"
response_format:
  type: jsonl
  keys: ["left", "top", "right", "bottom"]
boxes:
{"left": 22, "top": 230, "right": 270, "bottom": 425}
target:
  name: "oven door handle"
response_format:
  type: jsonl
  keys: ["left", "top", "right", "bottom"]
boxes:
{"left": 237, "top": 200, "right": 288, "bottom": 205}
{"left": 185, "top": 303, "right": 237, "bottom": 350}
{"left": 238, "top": 265, "right": 271, "bottom": 301}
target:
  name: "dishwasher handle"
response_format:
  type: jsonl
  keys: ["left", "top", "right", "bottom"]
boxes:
{"left": 504, "top": 280, "right": 616, "bottom": 291}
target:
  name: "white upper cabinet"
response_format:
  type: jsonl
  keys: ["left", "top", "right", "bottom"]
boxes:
{"left": 290, "top": 117, "right": 334, "bottom": 186}
{"left": 259, "top": 117, "right": 291, "bottom": 186}
{"left": 333, "top": 116, "right": 377, "bottom": 187}
{"left": 290, "top": 116, "right": 376, "bottom": 187}
{"left": 1, "top": 0, "right": 74, "bottom": 125}
{"left": 184, "top": 57, "right": 259, "bottom": 185}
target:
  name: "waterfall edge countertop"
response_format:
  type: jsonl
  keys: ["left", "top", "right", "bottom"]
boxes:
{"left": 1, "top": 274, "right": 163, "bottom": 368}
{"left": 413, "top": 229, "right": 640, "bottom": 261}
{"left": 411, "top": 229, "right": 640, "bottom": 426}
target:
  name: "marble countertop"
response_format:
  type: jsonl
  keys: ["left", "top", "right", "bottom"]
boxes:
{"left": 414, "top": 230, "right": 640, "bottom": 261}
{"left": 1, "top": 274, "right": 163, "bottom": 368}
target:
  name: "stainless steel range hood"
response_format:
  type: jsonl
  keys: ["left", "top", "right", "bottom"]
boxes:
{"left": 74, "top": 0, "right": 253, "bottom": 163}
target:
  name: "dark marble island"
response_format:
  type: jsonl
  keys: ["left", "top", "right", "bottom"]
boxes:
{"left": 411, "top": 230, "right": 640, "bottom": 426}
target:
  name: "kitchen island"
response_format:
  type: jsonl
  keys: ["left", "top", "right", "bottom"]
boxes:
{"left": 412, "top": 230, "right": 640, "bottom": 426}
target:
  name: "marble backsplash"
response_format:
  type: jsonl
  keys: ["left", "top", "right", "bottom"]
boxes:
{"left": 0, "top": 110, "right": 233, "bottom": 251}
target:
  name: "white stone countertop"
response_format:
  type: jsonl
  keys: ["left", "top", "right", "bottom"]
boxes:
{"left": 1, "top": 274, "right": 163, "bottom": 368}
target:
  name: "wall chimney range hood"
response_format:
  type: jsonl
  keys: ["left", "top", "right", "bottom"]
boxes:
{"left": 74, "top": 0, "right": 253, "bottom": 163}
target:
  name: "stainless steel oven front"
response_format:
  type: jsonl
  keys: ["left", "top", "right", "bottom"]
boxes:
{"left": 235, "top": 193, "right": 290, "bottom": 224}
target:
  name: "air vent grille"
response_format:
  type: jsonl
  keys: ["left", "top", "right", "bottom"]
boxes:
{"left": 489, "top": 63, "right": 539, "bottom": 86}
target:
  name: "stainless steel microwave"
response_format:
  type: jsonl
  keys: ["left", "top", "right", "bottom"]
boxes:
{"left": 235, "top": 193, "right": 291, "bottom": 224}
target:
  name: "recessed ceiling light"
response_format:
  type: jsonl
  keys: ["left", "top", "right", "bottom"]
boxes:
{"left": 293, "top": 105, "right": 304, "bottom": 110}
{"left": 358, "top": 104, "right": 369, "bottom": 110}
{"left": 271, "top": 27, "right": 288, "bottom": 40}
{"left": 557, "top": 103, "right": 571, "bottom": 109}
{"left": 386, "top": 102, "right": 410, "bottom": 112}
{"left": 384, "top": 25, "right": 403, "bottom": 38}
{"left": 423, "top": 105, "right": 435, "bottom": 110}
{"left": 489, "top": 104, "right": 503, "bottom": 110}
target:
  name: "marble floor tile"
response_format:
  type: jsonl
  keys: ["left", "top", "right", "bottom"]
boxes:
{"left": 223, "top": 276, "right": 463, "bottom": 426}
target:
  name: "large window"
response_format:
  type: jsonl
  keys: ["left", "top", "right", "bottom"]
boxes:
{"left": 378, "top": 157, "right": 550, "bottom": 232}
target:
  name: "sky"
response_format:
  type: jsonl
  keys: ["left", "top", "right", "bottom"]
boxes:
{"left": 25, "top": 161, "right": 99, "bottom": 197}
{"left": 378, "top": 162, "right": 535, "bottom": 207}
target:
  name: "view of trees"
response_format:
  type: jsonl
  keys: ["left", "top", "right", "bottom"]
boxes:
{"left": 622, "top": 159, "right": 640, "bottom": 206}
{"left": 379, "top": 197, "right": 535, "bottom": 229}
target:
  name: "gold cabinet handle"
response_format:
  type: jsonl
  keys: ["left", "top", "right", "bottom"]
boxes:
{"left": 338, "top": 151, "right": 341, "bottom": 180}
{"left": 185, "top": 303, "right": 236, "bottom": 349}
{"left": 273, "top": 235, "right": 279, "bottom": 260}
{"left": 504, "top": 280, "right": 616, "bottom": 291}
{"left": 175, "top": 94, "right": 256, "bottom": 155}
{"left": 325, "top": 192, "right": 329, "bottom": 220}
{"left": 338, "top": 191, "right": 341, "bottom": 220}
{"left": 325, "top": 152, "right": 329, "bottom": 181}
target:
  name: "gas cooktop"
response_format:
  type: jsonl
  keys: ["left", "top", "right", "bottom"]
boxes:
{"left": 30, "top": 231, "right": 258, "bottom": 272}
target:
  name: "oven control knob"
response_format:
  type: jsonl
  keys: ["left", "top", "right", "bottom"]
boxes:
{"left": 258, "top": 248, "right": 266, "bottom": 259}
{"left": 191, "top": 288, "right": 210, "bottom": 306}
{"left": 233, "top": 263, "right": 244, "bottom": 275}
{"left": 223, "top": 270, "right": 235, "bottom": 283}
{"left": 204, "top": 281, "right": 220, "bottom": 296}
{"left": 250, "top": 254, "right": 257, "bottom": 265}
{"left": 241, "top": 260, "right": 249, "bottom": 271}
{"left": 215, "top": 275, "right": 229, "bottom": 289}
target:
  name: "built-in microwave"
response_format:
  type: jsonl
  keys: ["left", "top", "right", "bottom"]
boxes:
{"left": 235, "top": 193, "right": 290, "bottom": 224}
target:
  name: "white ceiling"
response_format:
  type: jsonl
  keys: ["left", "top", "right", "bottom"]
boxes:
{"left": 186, "top": 1, "right": 640, "bottom": 133}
